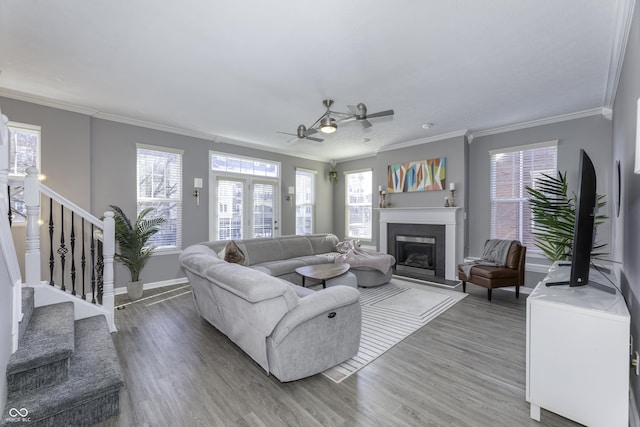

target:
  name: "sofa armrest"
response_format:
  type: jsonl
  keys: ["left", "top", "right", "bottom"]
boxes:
{"left": 270, "top": 286, "right": 360, "bottom": 346}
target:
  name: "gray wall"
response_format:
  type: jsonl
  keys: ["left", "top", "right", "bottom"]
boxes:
{"left": 612, "top": 0, "right": 640, "bottom": 412}
{"left": 468, "top": 115, "right": 613, "bottom": 261}
{"left": 1, "top": 97, "right": 331, "bottom": 288}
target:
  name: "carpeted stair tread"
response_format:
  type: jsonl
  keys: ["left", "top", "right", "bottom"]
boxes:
{"left": 7, "top": 301, "right": 75, "bottom": 376}
{"left": 19, "top": 286, "right": 35, "bottom": 342}
{"left": 2, "top": 315, "right": 125, "bottom": 426}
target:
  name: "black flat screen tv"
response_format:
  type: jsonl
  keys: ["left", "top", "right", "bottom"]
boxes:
{"left": 546, "top": 149, "right": 614, "bottom": 293}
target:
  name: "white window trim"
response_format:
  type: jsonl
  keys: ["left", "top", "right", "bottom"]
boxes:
{"left": 344, "top": 168, "right": 373, "bottom": 241}
{"left": 295, "top": 168, "right": 316, "bottom": 235}
{"left": 136, "top": 144, "right": 183, "bottom": 252}
{"left": 7, "top": 122, "right": 42, "bottom": 227}
{"left": 489, "top": 140, "right": 558, "bottom": 252}
{"left": 208, "top": 151, "right": 281, "bottom": 241}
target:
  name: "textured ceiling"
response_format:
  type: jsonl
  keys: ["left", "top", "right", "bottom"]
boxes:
{"left": 0, "top": 1, "right": 629, "bottom": 162}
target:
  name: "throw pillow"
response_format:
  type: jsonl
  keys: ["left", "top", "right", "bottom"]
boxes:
{"left": 224, "top": 240, "right": 245, "bottom": 265}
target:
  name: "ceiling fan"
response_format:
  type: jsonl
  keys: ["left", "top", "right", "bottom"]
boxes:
{"left": 278, "top": 99, "right": 394, "bottom": 143}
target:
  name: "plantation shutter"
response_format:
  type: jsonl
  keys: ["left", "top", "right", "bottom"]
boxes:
{"left": 295, "top": 169, "right": 315, "bottom": 235}
{"left": 489, "top": 141, "right": 558, "bottom": 249}
{"left": 136, "top": 145, "right": 183, "bottom": 249}
{"left": 216, "top": 178, "right": 244, "bottom": 240}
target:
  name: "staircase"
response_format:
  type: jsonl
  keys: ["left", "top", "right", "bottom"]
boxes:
{"left": 1, "top": 287, "right": 124, "bottom": 426}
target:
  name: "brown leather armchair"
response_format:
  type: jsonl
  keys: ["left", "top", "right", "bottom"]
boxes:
{"left": 457, "top": 241, "right": 526, "bottom": 301}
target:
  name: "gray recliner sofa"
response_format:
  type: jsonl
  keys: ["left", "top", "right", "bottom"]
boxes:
{"left": 179, "top": 244, "right": 362, "bottom": 382}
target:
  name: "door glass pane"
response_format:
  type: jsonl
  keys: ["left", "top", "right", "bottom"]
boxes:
{"left": 217, "top": 179, "right": 243, "bottom": 240}
{"left": 253, "top": 183, "right": 274, "bottom": 238}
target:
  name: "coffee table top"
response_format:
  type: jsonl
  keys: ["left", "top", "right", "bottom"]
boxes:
{"left": 295, "top": 263, "right": 350, "bottom": 281}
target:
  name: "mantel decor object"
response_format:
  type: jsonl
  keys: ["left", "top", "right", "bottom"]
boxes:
{"left": 378, "top": 185, "right": 387, "bottom": 208}
{"left": 449, "top": 182, "right": 456, "bottom": 207}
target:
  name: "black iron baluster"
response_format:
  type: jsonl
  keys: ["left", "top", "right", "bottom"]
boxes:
{"left": 81, "top": 218, "right": 86, "bottom": 300}
{"left": 57, "top": 205, "right": 67, "bottom": 291}
{"left": 49, "top": 198, "right": 55, "bottom": 286}
{"left": 97, "top": 240, "right": 104, "bottom": 305}
{"left": 7, "top": 186, "right": 11, "bottom": 227}
{"left": 90, "top": 224, "right": 96, "bottom": 304}
{"left": 70, "top": 212, "right": 76, "bottom": 296}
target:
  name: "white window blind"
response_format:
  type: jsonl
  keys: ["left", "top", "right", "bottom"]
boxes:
{"left": 295, "top": 169, "right": 315, "bottom": 235}
{"left": 216, "top": 178, "right": 244, "bottom": 240}
{"left": 7, "top": 122, "right": 41, "bottom": 224}
{"left": 345, "top": 169, "right": 372, "bottom": 240}
{"left": 137, "top": 145, "right": 183, "bottom": 250}
{"left": 490, "top": 141, "right": 557, "bottom": 248}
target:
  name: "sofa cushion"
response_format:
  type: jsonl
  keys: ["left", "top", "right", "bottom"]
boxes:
{"left": 224, "top": 240, "right": 246, "bottom": 264}
{"left": 279, "top": 236, "right": 314, "bottom": 259}
{"left": 251, "top": 259, "right": 306, "bottom": 277}
{"left": 203, "top": 262, "right": 297, "bottom": 306}
{"left": 239, "top": 239, "right": 285, "bottom": 265}
{"left": 306, "top": 234, "right": 339, "bottom": 254}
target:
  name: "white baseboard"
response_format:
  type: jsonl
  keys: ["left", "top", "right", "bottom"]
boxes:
{"left": 113, "top": 277, "right": 188, "bottom": 295}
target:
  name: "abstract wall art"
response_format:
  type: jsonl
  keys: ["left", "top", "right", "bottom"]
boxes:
{"left": 387, "top": 157, "right": 446, "bottom": 193}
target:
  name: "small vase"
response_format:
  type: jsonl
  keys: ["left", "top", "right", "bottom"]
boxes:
{"left": 127, "top": 280, "right": 144, "bottom": 300}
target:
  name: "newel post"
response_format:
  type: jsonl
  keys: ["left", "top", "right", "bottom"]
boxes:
{"left": 24, "top": 167, "right": 41, "bottom": 286}
{"left": 102, "top": 210, "right": 116, "bottom": 331}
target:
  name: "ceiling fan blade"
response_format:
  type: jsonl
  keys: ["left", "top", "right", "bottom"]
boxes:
{"left": 306, "top": 136, "right": 324, "bottom": 142}
{"left": 360, "top": 119, "right": 372, "bottom": 128}
{"left": 366, "top": 109, "right": 394, "bottom": 119}
{"left": 347, "top": 104, "right": 359, "bottom": 115}
{"left": 304, "top": 127, "right": 319, "bottom": 136}
{"left": 277, "top": 131, "right": 297, "bottom": 136}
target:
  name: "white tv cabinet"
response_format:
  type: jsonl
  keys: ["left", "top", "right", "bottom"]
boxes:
{"left": 526, "top": 263, "right": 630, "bottom": 426}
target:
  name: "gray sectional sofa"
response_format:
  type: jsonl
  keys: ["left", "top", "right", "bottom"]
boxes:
{"left": 178, "top": 234, "right": 394, "bottom": 382}
{"left": 200, "top": 233, "right": 394, "bottom": 287}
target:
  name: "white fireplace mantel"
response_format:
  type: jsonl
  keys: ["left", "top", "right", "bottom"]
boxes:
{"left": 378, "top": 207, "right": 464, "bottom": 280}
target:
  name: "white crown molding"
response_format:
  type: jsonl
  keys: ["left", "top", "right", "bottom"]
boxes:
{"left": 0, "top": 87, "right": 331, "bottom": 162}
{"left": 0, "top": 87, "right": 99, "bottom": 115}
{"left": 333, "top": 152, "right": 377, "bottom": 164}
{"left": 603, "top": 0, "right": 636, "bottom": 109}
{"left": 92, "top": 112, "right": 218, "bottom": 141}
{"left": 377, "top": 130, "right": 469, "bottom": 153}
{"left": 470, "top": 108, "right": 606, "bottom": 140}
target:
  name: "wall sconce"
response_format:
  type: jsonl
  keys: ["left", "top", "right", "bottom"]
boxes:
{"left": 635, "top": 98, "right": 640, "bottom": 174}
{"left": 285, "top": 186, "right": 295, "bottom": 207}
{"left": 193, "top": 178, "right": 203, "bottom": 206}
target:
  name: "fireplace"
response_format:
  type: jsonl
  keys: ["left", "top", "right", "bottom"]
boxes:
{"left": 388, "top": 223, "right": 446, "bottom": 280}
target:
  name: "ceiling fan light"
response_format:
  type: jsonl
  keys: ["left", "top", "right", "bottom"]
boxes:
{"left": 319, "top": 117, "right": 337, "bottom": 134}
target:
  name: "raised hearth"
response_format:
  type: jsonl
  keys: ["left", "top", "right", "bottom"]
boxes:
{"left": 378, "top": 207, "right": 463, "bottom": 281}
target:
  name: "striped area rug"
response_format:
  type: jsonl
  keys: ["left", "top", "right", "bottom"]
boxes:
{"left": 322, "top": 280, "right": 467, "bottom": 383}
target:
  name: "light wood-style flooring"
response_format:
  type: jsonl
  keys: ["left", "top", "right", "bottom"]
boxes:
{"left": 97, "top": 283, "right": 580, "bottom": 427}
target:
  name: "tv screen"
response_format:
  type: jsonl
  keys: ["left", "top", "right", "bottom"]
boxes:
{"left": 546, "top": 149, "right": 613, "bottom": 293}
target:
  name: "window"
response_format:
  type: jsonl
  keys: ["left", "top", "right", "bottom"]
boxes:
{"left": 345, "top": 169, "right": 372, "bottom": 240}
{"left": 490, "top": 141, "right": 558, "bottom": 248}
{"left": 295, "top": 169, "right": 315, "bottom": 235}
{"left": 7, "top": 122, "right": 41, "bottom": 224}
{"left": 137, "top": 145, "right": 183, "bottom": 250}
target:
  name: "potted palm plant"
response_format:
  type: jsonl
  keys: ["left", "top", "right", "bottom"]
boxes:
{"left": 526, "top": 171, "right": 606, "bottom": 261}
{"left": 110, "top": 205, "right": 165, "bottom": 300}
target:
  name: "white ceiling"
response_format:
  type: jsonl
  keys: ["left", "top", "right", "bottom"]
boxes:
{"left": 0, "top": 1, "right": 630, "bottom": 162}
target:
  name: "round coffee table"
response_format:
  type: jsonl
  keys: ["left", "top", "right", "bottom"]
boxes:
{"left": 295, "top": 263, "right": 350, "bottom": 288}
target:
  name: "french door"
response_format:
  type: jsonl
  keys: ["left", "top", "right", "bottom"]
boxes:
{"left": 213, "top": 177, "right": 279, "bottom": 240}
